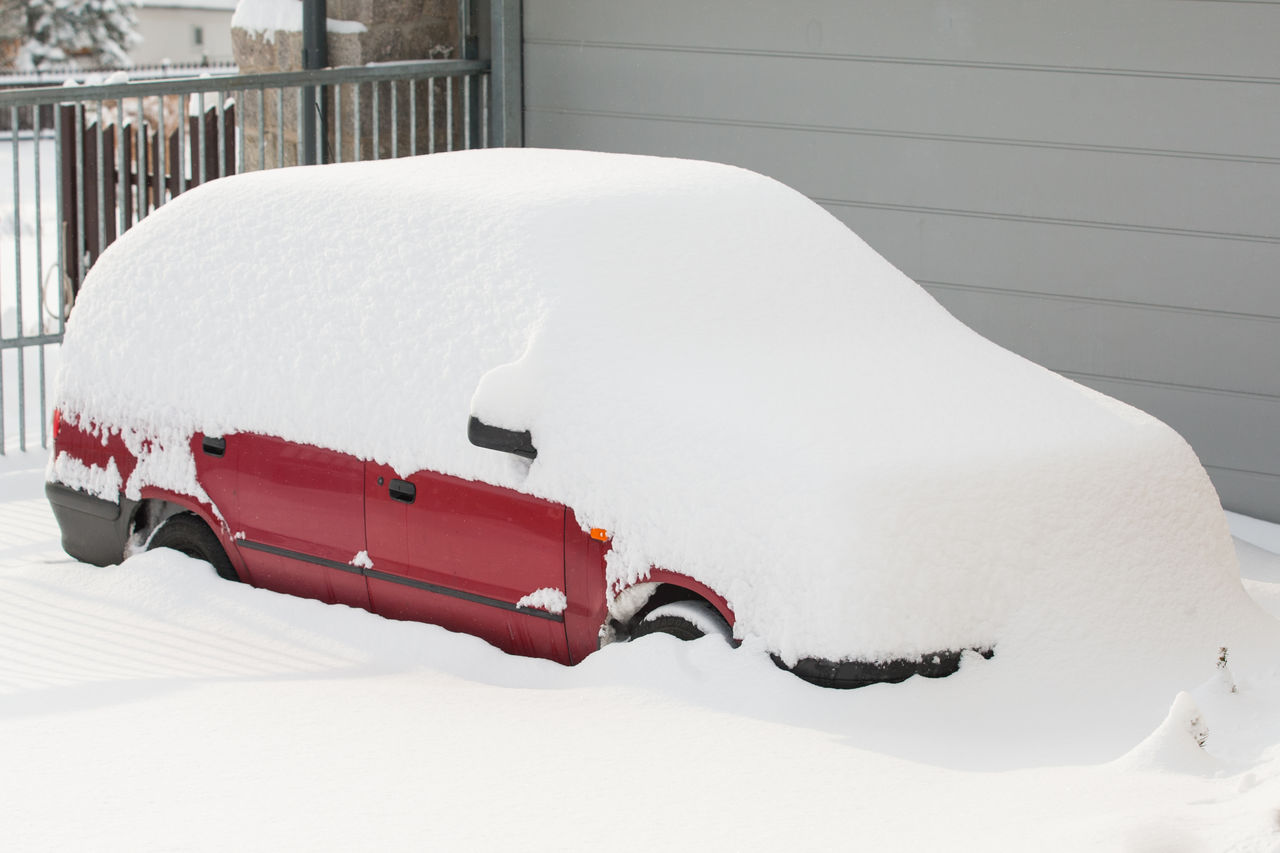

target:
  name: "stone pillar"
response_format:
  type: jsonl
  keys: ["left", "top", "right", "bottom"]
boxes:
{"left": 232, "top": 0, "right": 459, "bottom": 169}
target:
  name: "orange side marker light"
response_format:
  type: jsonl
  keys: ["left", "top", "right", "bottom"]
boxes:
{"left": 589, "top": 528, "right": 610, "bottom": 542}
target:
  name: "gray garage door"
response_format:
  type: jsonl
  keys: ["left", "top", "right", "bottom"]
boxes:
{"left": 523, "top": 0, "right": 1280, "bottom": 523}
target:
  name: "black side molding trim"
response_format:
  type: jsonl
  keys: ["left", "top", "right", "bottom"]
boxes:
{"left": 236, "top": 538, "right": 564, "bottom": 623}
{"left": 202, "top": 436, "right": 226, "bottom": 457}
{"left": 237, "top": 538, "right": 364, "bottom": 575}
{"left": 363, "top": 567, "right": 565, "bottom": 622}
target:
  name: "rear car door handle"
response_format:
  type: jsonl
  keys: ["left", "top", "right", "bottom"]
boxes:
{"left": 389, "top": 479, "right": 416, "bottom": 503}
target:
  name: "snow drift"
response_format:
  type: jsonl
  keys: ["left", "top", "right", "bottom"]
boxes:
{"left": 54, "top": 148, "right": 1266, "bottom": 670}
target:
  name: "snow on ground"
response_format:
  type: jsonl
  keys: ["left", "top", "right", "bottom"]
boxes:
{"left": 4, "top": 447, "right": 1280, "bottom": 851}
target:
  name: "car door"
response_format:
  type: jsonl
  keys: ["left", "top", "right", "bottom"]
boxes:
{"left": 364, "top": 463, "right": 570, "bottom": 663}
{"left": 232, "top": 433, "right": 371, "bottom": 609}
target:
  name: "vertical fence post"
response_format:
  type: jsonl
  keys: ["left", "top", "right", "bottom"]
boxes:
{"left": 488, "top": 0, "right": 522, "bottom": 148}
{"left": 216, "top": 91, "right": 227, "bottom": 178}
{"left": 335, "top": 84, "right": 343, "bottom": 163}
{"left": 462, "top": 0, "right": 480, "bottom": 150}
{"left": 136, "top": 96, "right": 146, "bottom": 221}
{"left": 73, "top": 103, "right": 85, "bottom": 296}
{"left": 372, "top": 82, "right": 380, "bottom": 159}
{"left": 258, "top": 87, "right": 266, "bottom": 170}
{"left": 34, "top": 106, "right": 48, "bottom": 447}
{"left": 178, "top": 93, "right": 187, "bottom": 194}
{"left": 302, "top": 0, "right": 328, "bottom": 165}
{"left": 54, "top": 104, "right": 66, "bottom": 331}
{"left": 408, "top": 81, "right": 416, "bottom": 156}
{"left": 391, "top": 80, "right": 398, "bottom": 159}
{"left": 157, "top": 93, "right": 167, "bottom": 208}
{"left": 446, "top": 77, "right": 454, "bottom": 152}
{"left": 10, "top": 106, "right": 23, "bottom": 449}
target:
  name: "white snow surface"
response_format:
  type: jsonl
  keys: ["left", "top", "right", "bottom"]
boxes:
{"left": 231, "top": 0, "right": 367, "bottom": 41}
{"left": 5, "top": 448, "right": 1280, "bottom": 851}
{"left": 516, "top": 587, "right": 568, "bottom": 615}
{"left": 54, "top": 149, "right": 1273, "bottom": 678}
{"left": 48, "top": 450, "right": 121, "bottom": 502}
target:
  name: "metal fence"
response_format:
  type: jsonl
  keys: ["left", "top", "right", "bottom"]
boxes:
{"left": 0, "top": 62, "right": 241, "bottom": 132}
{"left": 0, "top": 58, "right": 491, "bottom": 454}
{"left": 0, "top": 61, "right": 239, "bottom": 89}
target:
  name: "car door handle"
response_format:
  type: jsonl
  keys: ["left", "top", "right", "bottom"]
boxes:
{"left": 389, "top": 479, "right": 416, "bottom": 504}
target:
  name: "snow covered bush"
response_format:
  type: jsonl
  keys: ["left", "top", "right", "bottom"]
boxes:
{"left": 7, "top": 0, "right": 139, "bottom": 70}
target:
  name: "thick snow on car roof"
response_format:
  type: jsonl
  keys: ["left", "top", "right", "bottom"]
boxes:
{"left": 56, "top": 148, "right": 1268, "bottom": 670}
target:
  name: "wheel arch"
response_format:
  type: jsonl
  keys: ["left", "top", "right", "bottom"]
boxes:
{"left": 130, "top": 488, "right": 247, "bottom": 579}
{"left": 608, "top": 569, "right": 736, "bottom": 642}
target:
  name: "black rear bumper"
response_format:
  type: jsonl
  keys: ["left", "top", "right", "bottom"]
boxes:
{"left": 779, "top": 647, "right": 994, "bottom": 689}
{"left": 45, "top": 481, "right": 138, "bottom": 567}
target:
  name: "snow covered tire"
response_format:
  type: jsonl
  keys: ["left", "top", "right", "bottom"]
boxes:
{"left": 147, "top": 514, "right": 240, "bottom": 582}
{"left": 630, "top": 600, "right": 730, "bottom": 643}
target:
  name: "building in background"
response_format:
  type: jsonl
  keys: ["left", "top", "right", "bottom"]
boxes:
{"left": 133, "top": 0, "right": 236, "bottom": 65}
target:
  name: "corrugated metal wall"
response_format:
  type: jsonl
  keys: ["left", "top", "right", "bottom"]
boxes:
{"left": 523, "top": 0, "right": 1280, "bottom": 522}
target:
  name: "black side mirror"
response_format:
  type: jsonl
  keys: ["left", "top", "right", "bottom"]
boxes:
{"left": 468, "top": 416, "right": 537, "bottom": 459}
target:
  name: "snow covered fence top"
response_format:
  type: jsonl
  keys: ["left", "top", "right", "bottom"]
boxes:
{"left": 56, "top": 148, "right": 1256, "bottom": 668}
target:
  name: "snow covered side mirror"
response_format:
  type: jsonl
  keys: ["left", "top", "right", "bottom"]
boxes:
{"left": 468, "top": 416, "right": 537, "bottom": 459}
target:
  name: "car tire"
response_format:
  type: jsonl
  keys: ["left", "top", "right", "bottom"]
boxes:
{"left": 147, "top": 514, "right": 240, "bottom": 582}
{"left": 630, "top": 599, "right": 730, "bottom": 642}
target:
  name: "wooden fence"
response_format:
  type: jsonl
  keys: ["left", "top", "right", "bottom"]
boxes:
{"left": 59, "top": 102, "right": 236, "bottom": 290}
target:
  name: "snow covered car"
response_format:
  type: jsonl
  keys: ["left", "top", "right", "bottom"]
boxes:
{"left": 45, "top": 149, "right": 1237, "bottom": 688}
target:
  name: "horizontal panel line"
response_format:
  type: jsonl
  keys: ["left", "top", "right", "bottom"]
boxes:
{"left": 526, "top": 38, "right": 1280, "bottom": 85}
{"left": 1205, "top": 464, "right": 1280, "bottom": 481}
{"left": 817, "top": 198, "right": 1280, "bottom": 245}
{"left": 1061, "top": 370, "right": 1280, "bottom": 403}
{"left": 919, "top": 280, "right": 1280, "bottom": 324}
{"left": 524, "top": 106, "right": 1280, "bottom": 166}
{"left": 528, "top": 107, "right": 1280, "bottom": 243}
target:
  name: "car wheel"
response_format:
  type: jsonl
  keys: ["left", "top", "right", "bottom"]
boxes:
{"left": 630, "top": 599, "right": 731, "bottom": 642}
{"left": 147, "top": 514, "right": 240, "bottom": 582}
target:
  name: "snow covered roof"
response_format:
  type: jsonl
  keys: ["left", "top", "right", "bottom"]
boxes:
{"left": 55, "top": 148, "right": 1266, "bottom": 670}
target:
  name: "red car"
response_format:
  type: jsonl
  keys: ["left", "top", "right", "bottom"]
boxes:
{"left": 50, "top": 149, "right": 1217, "bottom": 689}
{"left": 47, "top": 410, "right": 958, "bottom": 686}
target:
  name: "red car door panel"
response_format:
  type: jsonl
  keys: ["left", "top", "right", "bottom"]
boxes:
{"left": 191, "top": 434, "right": 236, "bottom": 520}
{"left": 234, "top": 434, "right": 370, "bottom": 609}
{"left": 365, "top": 463, "right": 570, "bottom": 663}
